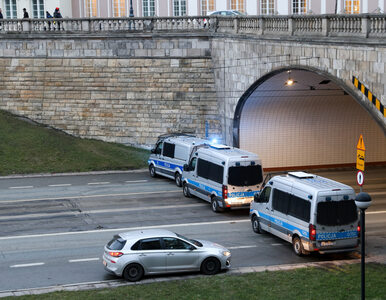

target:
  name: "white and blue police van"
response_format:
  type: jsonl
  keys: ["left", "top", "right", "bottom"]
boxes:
{"left": 148, "top": 134, "right": 208, "bottom": 187}
{"left": 182, "top": 144, "right": 264, "bottom": 212}
{"left": 250, "top": 171, "right": 360, "bottom": 255}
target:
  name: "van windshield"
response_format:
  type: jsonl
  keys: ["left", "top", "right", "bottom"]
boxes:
{"left": 317, "top": 200, "right": 358, "bottom": 226}
{"left": 228, "top": 165, "right": 263, "bottom": 186}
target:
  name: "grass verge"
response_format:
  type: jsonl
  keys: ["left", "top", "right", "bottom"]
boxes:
{"left": 7, "top": 263, "right": 386, "bottom": 300}
{"left": 0, "top": 110, "right": 149, "bottom": 175}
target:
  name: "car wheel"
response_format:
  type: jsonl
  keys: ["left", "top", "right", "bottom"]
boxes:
{"left": 252, "top": 215, "right": 262, "bottom": 234}
{"left": 183, "top": 183, "right": 191, "bottom": 198}
{"left": 201, "top": 257, "right": 221, "bottom": 275}
{"left": 175, "top": 172, "right": 182, "bottom": 187}
{"left": 123, "top": 263, "right": 144, "bottom": 282}
{"left": 292, "top": 236, "right": 304, "bottom": 256}
{"left": 149, "top": 165, "right": 156, "bottom": 178}
{"left": 211, "top": 198, "right": 221, "bottom": 213}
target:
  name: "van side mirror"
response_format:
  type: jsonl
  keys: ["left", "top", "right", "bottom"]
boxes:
{"left": 183, "top": 164, "right": 189, "bottom": 172}
{"left": 254, "top": 193, "right": 260, "bottom": 203}
{"left": 151, "top": 149, "right": 155, "bottom": 154}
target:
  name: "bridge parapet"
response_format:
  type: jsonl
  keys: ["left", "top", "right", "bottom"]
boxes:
{"left": 0, "top": 14, "right": 384, "bottom": 39}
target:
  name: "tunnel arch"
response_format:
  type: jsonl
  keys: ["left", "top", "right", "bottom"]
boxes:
{"left": 233, "top": 67, "right": 386, "bottom": 170}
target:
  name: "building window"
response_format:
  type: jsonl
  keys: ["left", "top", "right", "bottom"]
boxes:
{"left": 5, "top": 0, "right": 17, "bottom": 18}
{"left": 201, "top": 0, "right": 214, "bottom": 15}
{"left": 173, "top": 0, "right": 186, "bottom": 16}
{"left": 113, "top": 0, "right": 126, "bottom": 17}
{"left": 292, "top": 0, "right": 307, "bottom": 14}
{"left": 345, "top": 0, "right": 360, "bottom": 14}
{"left": 32, "top": 0, "right": 44, "bottom": 18}
{"left": 143, "top": 0, "right": 155, "bottom": 16}
{"left": 85, "top": 0, "right": 98, "bottom": 17}
{"left": 230, "top": 0, "right": 245, "bottom": 13}
{"left": 261, "top": 0, "right": 274, "bottom": 15}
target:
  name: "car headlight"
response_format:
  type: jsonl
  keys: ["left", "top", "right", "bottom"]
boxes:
{"left": 222, "top": 250, "right": 231, "bottom": 257}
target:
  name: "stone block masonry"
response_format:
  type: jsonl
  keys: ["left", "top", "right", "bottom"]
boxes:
{"left": 0, "top": 36, "right": 220, "bottom": 148}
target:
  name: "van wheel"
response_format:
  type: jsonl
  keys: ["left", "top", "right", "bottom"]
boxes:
{"left": 175, "top": 173, "right": 182, "bottom": 187}
{"left": 252, "top": 215, "right": 262, "bottom": 234}
{"left": 293, "top": 237, "right": 304, "bottom": 256}
{"left": 183, "top": 183, "right": 191, "bottom": 198}
{"left": 149, "top": 165, "right": 157, "bottom": 178}
{"left": 211, "top": 198, "right": 221, "bottom": 213}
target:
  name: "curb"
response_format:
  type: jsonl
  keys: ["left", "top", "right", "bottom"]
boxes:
{"left": 1, "top": 255, "right": 385, "bottom": 298}
{"left": 0, "top": 169, "right": 149, "bottom": 180}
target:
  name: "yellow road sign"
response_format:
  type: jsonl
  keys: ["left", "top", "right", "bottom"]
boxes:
{"left": 356, "top": 149, "right": 365, "bottom": 171}
{"left": 357, "top": 134, "right": 366, "bottom": 151}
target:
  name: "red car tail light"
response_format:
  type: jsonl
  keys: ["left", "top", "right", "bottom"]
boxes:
{"left": 109, "top": 251, "right": 123, "bottom": 257}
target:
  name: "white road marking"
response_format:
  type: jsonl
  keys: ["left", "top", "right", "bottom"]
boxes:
{"left": 271, "top": 243, "right": 284, "bottom": 246}
{"left": 49, "top": 184, "right": 72, "bottom": 187}
{"left": 0, "top": 190, "right": 180, "bottom": 204}
{"left": 9, "top": 186, "right": 33, "bottom": 189}
{"left": 228, "top": 245, "right": 257, "bottom": 249}
{"left": 69, "top": 258, "right": 99, "bottom": 263}
{"left": 0, "top": 203, "right": 206, "bottom": 221}
{"left": 87, "top": 182, "right": 110, "bottom": 185}
{"left": 125, "top": 180, "right": 148, "bottom": 183}
{"left": 10, "top": 262, "right": 45, "bottom": 268}
{"left": 0, "top": 219, "right": 250, "bottom": 240}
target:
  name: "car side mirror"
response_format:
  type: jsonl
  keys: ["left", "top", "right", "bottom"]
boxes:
{"left": 188, "top": 245, "right": 196, "bottom": 251}
{"left": 183, "top": 164, "right": 189, "bottom": 172}
{"left": 151, "top": 149, "right": 155, "bottom": 154}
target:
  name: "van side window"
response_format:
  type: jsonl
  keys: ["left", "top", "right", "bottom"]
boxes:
{"left": 197, "top": 158, "right": 224, "bottom": 184}
{"left": 163, "top": 142, "right": 175, "bottom": 158}
{"left": 272, "top": 189, "right": 310, "bottom": 222}
{"left": 288, "top": 195, "right": 311, "bottom": 222}
{"left": 189, "top": 157, "right": 197, "bottom": 171}
{"left": 260, "top": 187, "right": 271, "bottom": 203}
{"left": 155, "top": 142, "right": 163, "bottom": 155}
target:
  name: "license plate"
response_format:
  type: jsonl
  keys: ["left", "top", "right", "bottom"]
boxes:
{"left": 321, "top": 241, "right": 336, "bottom": 246}
{"left": 103, "top": 260, "right": 107, "bottom": 266}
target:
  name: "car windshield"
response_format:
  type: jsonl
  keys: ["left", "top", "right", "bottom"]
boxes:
{"left": 107, "top": 235, "right": 126, "bottom": 250}
{"left": 176, "top": 233, "right": 203, "bottom": 247}
{"left": 317, "top": 200, "right": 358, "bottom": 226}
{"left": 228, "top": 165, "right": 263, "bottom": 186}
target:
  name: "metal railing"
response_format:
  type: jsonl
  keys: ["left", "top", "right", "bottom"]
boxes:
{"left": 0, "top": 14, "right": 384, "bottom": 38}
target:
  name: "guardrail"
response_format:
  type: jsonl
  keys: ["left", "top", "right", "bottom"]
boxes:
{"left": 0, "top": 14, "right": 384, "bottom": 38}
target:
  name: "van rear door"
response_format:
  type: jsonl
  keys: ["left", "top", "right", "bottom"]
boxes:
{"left": 315, "top": 191, "right": 359, "bottom": 249}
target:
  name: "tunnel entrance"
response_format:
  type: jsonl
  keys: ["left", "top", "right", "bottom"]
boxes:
{"left": 234, "top": 69, "right": 386, "bottom": 170}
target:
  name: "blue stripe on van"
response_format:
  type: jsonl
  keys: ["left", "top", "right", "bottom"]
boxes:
{"left": 186, "top": 179, "right": 221, "bottom": 196}
{"left": 149, "top": 159, "right": 183, "bottom": 172}
{"left": 257, "top": 211, "right": 358, "bottom": 241}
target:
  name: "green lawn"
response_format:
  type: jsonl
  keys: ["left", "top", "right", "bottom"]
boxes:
{"left": 8, "top": 263, "right": 386, "bottom": 300}
{"left": 0, "top": 110, "right": 149, "bottom": 175}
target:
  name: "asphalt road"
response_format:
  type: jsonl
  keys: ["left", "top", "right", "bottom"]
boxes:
{"left": 0, "top": 167, "right": 385, "bottom": 292}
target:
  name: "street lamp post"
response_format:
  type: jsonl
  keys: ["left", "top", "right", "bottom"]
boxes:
{"left": 355, "top": 192, "right": 372, "bottom": 300}
{"left": 129, "top": 0, "right": 134, "bottom": 17}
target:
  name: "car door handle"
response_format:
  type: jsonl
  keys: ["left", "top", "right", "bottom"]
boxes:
{"left": 167, "top": 253, "right": 174, "bottom": 256}
{"left": 139, "top": 254, "right": 146, "bottom": 257}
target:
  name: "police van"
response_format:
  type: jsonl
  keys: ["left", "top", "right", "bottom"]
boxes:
{"left": 250, "top": 172, "right": 359, "bottom": 255}
{"left": 182, "top": 144, "right": 263, "bottom": 212}
{"left": 148, "top": 134, "right": 208, "bottom": 187}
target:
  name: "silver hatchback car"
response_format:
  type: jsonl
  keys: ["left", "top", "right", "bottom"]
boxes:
{"left": 102, "top": 229, "right": 231, "bottom": 281}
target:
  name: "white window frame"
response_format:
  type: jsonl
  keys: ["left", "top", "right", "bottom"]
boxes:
{"left": 84, "top": 0, "right": 98, "bottom": 17}
{"left": 32, "top": 0, "right": 45, "bottom": 18}
{"left": 292, "top": 0, "right": 308, "bottom": 15}
{"left": 173, "top": 0, "right": 186, "bottom": 16}
{"left": 230, "top": 0, "right": 245, "bottom": 13}
{"left": 201, "top": 0, "right": 214, "bottom": 15}
{"left": 260, "top": 0, "right": 275, "bottom": 15}
{"left": 345, "top": 0, "right": 361, "bottom": 14}
{"left": 5, "top": 0, "right": 17, "bottom": 18}
{"left": 113, "top": 0, "right": 126, "bottom": 17}
{"left": 143, "top": 0, "right": 155, "bottom": 16}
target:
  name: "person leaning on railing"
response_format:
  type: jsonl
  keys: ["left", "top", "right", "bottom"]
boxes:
{"left": 53, "top": 7, "right": 63, "bottom": 30}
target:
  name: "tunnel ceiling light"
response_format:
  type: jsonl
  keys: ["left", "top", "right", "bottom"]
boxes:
{"left": 285, "top": 71, "right": 296, "bottom": 86}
